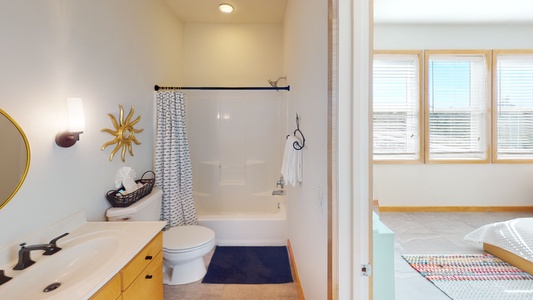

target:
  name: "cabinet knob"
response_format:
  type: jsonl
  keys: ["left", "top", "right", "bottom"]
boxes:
{"left": 145, "top": 275, "right": 153, "bottom": 279}
{"left": 145, "top": 255, "right": 153, "bottom": 260}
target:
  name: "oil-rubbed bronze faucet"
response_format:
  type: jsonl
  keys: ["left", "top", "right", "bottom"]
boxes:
{"left": 0, "top": 270, "right": 12, "bottom": 285}
{"left": 13, "top": 232, "right": 69, "bottom": 270}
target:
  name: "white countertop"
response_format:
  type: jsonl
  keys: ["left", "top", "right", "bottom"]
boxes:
{"left": 0, "top": 211, "right": 165, "bottom": 300}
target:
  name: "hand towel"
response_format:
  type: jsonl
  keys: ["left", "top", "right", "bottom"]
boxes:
{"left": 296, "top": 145, "right": 303, "bottom": 184}
{"left": 281, "top": 135, "right": 303, "bottom": 187}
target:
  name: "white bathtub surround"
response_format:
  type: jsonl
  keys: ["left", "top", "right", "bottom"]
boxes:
{"left": 185, "top": 90, "right": 287, "bottom": 217}
{"left": 155, "top": 90, "right": 197, "bottom": 228}
{"left": 198, "top": 196, "right": 288, "bottom": 246}
{"left": 184, "top": 90, "right": 288, "bottom": 247}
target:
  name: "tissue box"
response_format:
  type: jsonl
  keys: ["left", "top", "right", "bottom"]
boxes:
{"left": 106, "top": 171, "right": 155, "bottom": 207}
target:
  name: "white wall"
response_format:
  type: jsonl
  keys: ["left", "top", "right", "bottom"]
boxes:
{"left": 0, "top": 0, "right": 184, "bottom": 247}
{"left": 374, "top": 24, "right": 533, "bottom": 207}
{"left": 285, "top": 0, "right": 329, "bottom": 299}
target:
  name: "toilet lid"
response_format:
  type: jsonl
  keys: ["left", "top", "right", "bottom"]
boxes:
{"left": 163, "top": 225, "right": 215, "bottom": 249}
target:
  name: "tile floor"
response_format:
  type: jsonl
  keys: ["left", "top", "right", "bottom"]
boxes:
{"left": 163, "top": 247, "right": 300, "bottom": 299}
{"left": 379, "top": 211, "right": 533, "bottom": 300}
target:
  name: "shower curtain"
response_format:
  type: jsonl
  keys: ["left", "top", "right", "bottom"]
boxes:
{"left": 155, "top": 91, "right": 197, "bottom": 229}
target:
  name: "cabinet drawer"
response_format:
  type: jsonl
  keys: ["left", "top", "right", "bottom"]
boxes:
{"left": 122, "top": 252, "right": 163, "bottom": 300}
{"left": 89, "top": 272, "right": 121, "bottom": 300}
{"left": 121, "top": 232, "right": 162, "bottom": 290}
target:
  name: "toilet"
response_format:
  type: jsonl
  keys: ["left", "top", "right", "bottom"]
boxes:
{"left": 106, "top": 187, "right": 215, "bottom": 285}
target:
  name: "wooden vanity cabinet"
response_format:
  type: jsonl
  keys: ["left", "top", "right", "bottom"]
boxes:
{"left": 122, "top": 252, "right": 163, "bottom": 299}
{"left": 90, "top": 232, "right": 163, "bottom": 300}
{"left": 89, "top": 273, "right": 121, "bottom": 300}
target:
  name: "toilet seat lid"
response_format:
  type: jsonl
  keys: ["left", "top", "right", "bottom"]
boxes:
{"left": 163, "top": 225, "right": 215, "bottom": 249}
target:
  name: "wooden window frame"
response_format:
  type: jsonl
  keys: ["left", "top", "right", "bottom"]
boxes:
{"left": 424, "top": 50, "right": 492, "bottom": 164}
{"left": 492, "top": 50, "right": 533, "bottom": 163}
{"left": 373, "top": 50, "right": 423, "bottom": 164}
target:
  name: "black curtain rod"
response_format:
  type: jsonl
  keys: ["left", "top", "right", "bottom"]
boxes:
{"left": 154, "top": 85, "right": 290, "bottom": 91}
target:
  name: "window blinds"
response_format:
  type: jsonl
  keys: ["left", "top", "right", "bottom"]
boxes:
{"left": 495, "top": 54, "right": 533, "bottom": 160}
{"left": 427, "top": 54, "right": 488, "bottom": 161}
{"left": 373, "top": 54, "right": 420, "bottom": 160}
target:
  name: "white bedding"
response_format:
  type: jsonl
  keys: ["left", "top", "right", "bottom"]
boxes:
{"left": 465, "top": 218, "right": 533, "bottom": 262}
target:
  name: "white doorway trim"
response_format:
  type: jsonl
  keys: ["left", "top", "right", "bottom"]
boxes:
{"left": 330, "top": 0, "right": 373, "bottom": 298}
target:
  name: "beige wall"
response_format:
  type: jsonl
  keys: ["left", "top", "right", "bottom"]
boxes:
{"left": 183, "top": 23, "right": 284, "bottom": 87}
{"left": 0, "top": 0, "right": 184, "bottom": 246}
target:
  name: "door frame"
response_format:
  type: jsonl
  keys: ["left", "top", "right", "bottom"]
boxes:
{"left": 328, "top": 0, "right": 373, "bottom": 299}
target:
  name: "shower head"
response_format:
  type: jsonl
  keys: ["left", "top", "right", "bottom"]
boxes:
{"left": 268, "top": 76, "right": 286, "bottom": 87}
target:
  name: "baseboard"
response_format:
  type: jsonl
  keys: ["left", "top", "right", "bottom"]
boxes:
{"left": 287, "top": 239, "right": 305, "bottom": 300}
{"left": 379, "top": 206, "right": 533, "bottom": 212}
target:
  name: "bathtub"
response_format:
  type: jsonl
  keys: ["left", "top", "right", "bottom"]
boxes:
{"left": 197, "top": 195, "right": 288, "bottom": 246}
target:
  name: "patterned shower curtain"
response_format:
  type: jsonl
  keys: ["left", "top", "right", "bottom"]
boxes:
{"left": 155, "top": 91, "right": 197, "bottom": 229}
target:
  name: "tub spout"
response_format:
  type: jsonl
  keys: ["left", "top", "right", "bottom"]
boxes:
{"left": 272, "top": 190, "right": 285, "bottom": 196}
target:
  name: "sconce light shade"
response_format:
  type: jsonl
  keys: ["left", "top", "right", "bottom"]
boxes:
{"left": 67, "top": 98, "right": 85, "bottom": 132}
{"left": 56, "top": 98, "right": 85, "bottom": 148}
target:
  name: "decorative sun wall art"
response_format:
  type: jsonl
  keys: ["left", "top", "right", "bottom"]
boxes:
{"left": 101, "top": 105, "right": 143, "bottom": 162}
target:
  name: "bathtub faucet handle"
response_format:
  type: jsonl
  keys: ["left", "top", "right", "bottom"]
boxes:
{"left": 276, "top": 176, "right": 285, "bottom": 189}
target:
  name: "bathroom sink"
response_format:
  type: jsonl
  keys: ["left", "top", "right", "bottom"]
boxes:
{"left": 0, "top": 217, "right": 166, "bottom": 300}
{"left": 0, "top": 230, "right": 121, "bottom": 300}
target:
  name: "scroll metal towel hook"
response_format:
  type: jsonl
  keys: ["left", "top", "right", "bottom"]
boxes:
{"left": 291, "top": 114, "right": 305, "bottom": 150}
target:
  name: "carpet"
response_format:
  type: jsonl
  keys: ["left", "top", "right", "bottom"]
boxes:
{"left": 202, "top": 246, "right": 294, "bottom": 284}
{"left": 402, "top": 254, "right": 533, "bottom": 300}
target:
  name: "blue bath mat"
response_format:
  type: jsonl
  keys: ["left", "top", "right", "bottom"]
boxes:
{"left": 202, "top": 246, "right": 294, "bottom": 284}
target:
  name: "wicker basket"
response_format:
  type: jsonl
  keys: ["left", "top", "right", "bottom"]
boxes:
{"left": 106, "top": 171, "right": 156, "bottom": 207}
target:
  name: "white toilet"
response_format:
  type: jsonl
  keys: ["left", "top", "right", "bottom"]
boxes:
{"left": 106, "top": 187, "right": 215, "bottom": 285}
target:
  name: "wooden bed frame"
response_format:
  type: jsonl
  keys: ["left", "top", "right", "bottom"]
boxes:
{"left": 484, "top": 243, "right": 533, "bottom": 276}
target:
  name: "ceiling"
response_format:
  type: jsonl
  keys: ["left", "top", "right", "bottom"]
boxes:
{"left": 163, "top": 0, "right": 288, "bottom": 24}
{"left": 374, "top": 0, "right": 533, "bottom": 24}
{"left": 164, "top": 0, "right": 533, "bottom": 25}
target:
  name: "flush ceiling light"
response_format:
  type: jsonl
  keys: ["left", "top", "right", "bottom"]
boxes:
{"left": 219, "top": 3, "right": 234, "bottom": 14}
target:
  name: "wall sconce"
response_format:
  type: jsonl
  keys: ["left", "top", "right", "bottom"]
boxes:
{"left": 55, "top": 98, "right": 85, "bottom": 148}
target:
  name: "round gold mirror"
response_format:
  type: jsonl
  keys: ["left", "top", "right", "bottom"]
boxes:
{"left": 0, "top": 109, "right": 30, "bottom": 209}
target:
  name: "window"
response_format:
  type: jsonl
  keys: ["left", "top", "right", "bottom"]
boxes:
{"left": 493, "top": 51, "right": 533, "bottom": 162}
{"left": 373, "top": 49, "right": 533, "bottom": 164}
{"left": 373, "top": 51, "right": 422, "bottom": 162}
{"left": 425, "top": 51, "right": 490, "bottom": 163}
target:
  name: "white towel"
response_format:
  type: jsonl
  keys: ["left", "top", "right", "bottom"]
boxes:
{"left": 296, "top": 146, "right": 303, "bottom": 184}
{"left": 281, "top": 136, "right": 303, "bottom": 187}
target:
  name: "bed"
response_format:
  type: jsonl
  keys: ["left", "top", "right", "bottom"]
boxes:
{"left": 465, "top": 218, "right": 533, "bottom": 275}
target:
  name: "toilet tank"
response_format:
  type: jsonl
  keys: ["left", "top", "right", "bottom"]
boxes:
{"left": 106, "top": 187, "right": 162, "bottom": 221}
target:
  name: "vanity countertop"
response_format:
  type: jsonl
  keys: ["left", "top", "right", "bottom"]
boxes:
{"left": 0, "top": 211, "right": 165, "bottom": 300}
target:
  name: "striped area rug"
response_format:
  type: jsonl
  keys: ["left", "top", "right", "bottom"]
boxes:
{"left": 402, "top": 254, "right": 533, "bottom": 300}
